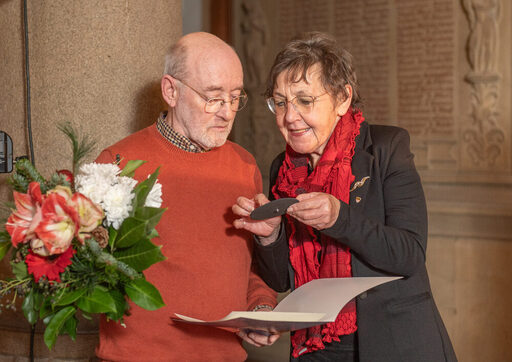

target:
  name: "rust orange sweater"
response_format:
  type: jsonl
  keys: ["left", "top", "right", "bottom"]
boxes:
{"left": 94, "top": 124, "right": 276, "bottom": 361}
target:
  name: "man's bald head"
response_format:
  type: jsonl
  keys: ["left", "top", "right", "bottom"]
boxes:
{"left": 163, "top": 32, "right": 241, "bottom": 80}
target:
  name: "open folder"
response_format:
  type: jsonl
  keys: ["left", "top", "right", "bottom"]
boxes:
{"left": 172, "top": 276, "right": 401, "bottom": 332}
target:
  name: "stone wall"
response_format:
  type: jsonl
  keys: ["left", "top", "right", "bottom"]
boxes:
{"left": 0, "top": 1, "right": 181, "bottom": 360}
{"left": 232, "top": 1, "right": 512, "bottom": 361}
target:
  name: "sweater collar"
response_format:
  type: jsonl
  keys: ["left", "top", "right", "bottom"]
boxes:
{"left": 156, "top": 112, "right": 207, "bottom": 153}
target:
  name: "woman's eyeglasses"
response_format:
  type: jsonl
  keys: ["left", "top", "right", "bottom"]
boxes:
{"left": 266, "top": 93, "right": 327, "bottom": 116}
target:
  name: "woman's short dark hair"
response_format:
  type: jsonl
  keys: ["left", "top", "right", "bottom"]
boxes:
{"left": 265, "top": 32, "right": 361, "bottom": 109}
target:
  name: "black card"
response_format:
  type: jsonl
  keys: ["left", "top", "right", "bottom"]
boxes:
{"left": 250, "top": 198, "right": 299, "bottom": 220}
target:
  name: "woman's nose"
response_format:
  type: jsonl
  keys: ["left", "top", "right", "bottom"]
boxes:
{"left": 284, "top": 101, "right": 300, "bottom": 123}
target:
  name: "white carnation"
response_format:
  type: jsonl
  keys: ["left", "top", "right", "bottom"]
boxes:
{"left": 102, "top": 181, "right": 136, "bottom": 229}
{"left": 76, "top": 162, "right": 138, "bottom": 229}
{"left": 75, "top": 163, "right": 122, "bottom": 204}
{"left": 145, "top": 180, "right": 163, "bottom": 208}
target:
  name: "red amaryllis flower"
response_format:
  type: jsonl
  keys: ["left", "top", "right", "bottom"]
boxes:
{"left": 5, "top": 182, "right": 44, "bottom": 246}
{"left": 35, "top": 192, "right": 80, "bottom": 255}
{"left": 25, "top": 246, "right": 75, "bottom": 282}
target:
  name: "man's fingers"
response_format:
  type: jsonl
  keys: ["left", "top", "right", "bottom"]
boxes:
{"left": 232, "top": 204, "right": 251, "bottom": 217}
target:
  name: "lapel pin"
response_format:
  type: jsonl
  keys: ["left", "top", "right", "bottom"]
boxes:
{"left": 350, "top": 176, "right": 370, "bottom": 192}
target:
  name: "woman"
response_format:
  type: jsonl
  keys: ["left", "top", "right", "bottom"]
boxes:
{"left": 232, "top": 32, "right": 457, "bottom": 361}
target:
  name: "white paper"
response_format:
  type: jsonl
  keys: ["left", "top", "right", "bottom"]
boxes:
{"left": 172, "top": 276, "right": 401, "bottom": 331}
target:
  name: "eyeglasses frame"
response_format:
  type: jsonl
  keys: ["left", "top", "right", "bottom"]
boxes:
{"left": 172, "top": 76, "right": 248, "bottom": 113}
{"left": 266, "top": 92, "right": 328, "bottom": 115}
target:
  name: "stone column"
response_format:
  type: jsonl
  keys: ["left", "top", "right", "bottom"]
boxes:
{"left": 0, "top": 0, "right": 181, "bottom": 359}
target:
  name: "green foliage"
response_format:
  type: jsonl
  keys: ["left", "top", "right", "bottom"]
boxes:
{"left": 0, "top": 230, "right": 11, "bottom": 261}
{"left": 12, "top": 260, "right": 28, "bottom": 280}
{"left": 133, "top": 167, "right": 160, "bottom": 209}
{"left": 46, "top": 172, "right": 71, "bottom": 190}
{"left": 125, "top": 278, "right": 164, "bottom": 311}
{"left": 119, "top": 160, "right": 146, "bottom": 178}
{"left": 9, "top": 158, "right": 45, "bottom": 193}
{"left": 114, "top": 218, "right": 147, "bottom": 248}
{"left": 57, "top": 122, "right": 96, "bottom": 176}
{"left": 44, "top": 306, "right": 76, "bottom": 349}
{"left": 53, "top": 288, "right": 87, "bottom": 306}
{"left": 22, "top": 287, "right": 39, "bottom": 325}
{"left": 114, "top": 239, "right": 165, "bottom": 272}
{"left": 76, "top": 285, "right": 117, "bottom": 314}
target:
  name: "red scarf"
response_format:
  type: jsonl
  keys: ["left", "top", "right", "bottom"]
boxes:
{"left": 272, "top": 108, "right": 364, "bottom": 357}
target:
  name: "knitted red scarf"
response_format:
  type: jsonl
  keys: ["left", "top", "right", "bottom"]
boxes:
{"left": 272, "top": 108, "right": 364, "bottom": 357}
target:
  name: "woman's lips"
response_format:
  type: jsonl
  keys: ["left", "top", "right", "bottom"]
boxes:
{"left": 288, "top": 128, "right": 310, "bottom": 136}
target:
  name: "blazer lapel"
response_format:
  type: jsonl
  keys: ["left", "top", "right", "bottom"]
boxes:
{"left": 350, "top": 121, "right": 374, "bottom": 210}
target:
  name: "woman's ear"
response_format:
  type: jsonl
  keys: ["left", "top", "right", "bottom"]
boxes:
{"left": 336, "top": 84, "right": 353, "bottom": 116}
{"left": 161, "top": 75, "right": 178, "bottom": 107}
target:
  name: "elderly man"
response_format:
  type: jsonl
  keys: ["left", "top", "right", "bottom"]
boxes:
{"left": 94, "top": 32, "right": 278, "bottom": 361}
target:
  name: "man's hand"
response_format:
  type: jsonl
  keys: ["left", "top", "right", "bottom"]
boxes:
{"left": 287, "top": 192, "right": 340, "bottom": 230}
{"left": 237, "top": 328, "right": 280, "bottom": 347}
{"left": 232, "top": 194, "right": 281, "bottom": 245}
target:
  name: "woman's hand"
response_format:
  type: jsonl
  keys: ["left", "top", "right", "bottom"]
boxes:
{"left": 287, "top": 192, "right": 340, "bottom": 230}
{"left": 232, "top": 194, "right": 281, "bottom": 245}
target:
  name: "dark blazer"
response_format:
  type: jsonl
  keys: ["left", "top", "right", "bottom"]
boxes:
{"left": 254, "top": 121, "right": 457, "bottom": 362}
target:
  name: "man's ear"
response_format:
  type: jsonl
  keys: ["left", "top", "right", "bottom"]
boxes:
{"left": 161, "top": 75, "right": 178, "bottom": 107}
{"left": 336, "top": 84, "right": 353, "bottom": 116}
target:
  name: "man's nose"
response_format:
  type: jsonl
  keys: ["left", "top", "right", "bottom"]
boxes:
{"left": 216, "top": 101, "right": 235, "bottom": 120}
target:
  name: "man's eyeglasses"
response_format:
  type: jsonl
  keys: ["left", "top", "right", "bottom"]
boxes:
{"left": 174, "top": 77, "right": 248, "bottom": 113}
{"left": 266, "top": 93, "right": 327, "bottom": 116}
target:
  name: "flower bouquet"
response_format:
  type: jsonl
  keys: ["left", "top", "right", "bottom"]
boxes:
{"left": 0, "top": 124, "right": 166, "bottom": 349}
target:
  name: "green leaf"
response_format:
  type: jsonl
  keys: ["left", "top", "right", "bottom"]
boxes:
{"left": 108, "top": 226, "right": 118, "bottom": 249}
{"left": 53, "top": 288, "right": 87, "bottom": 307}
{"left": 133, "top": 167, "right": 160, "bottom": 207}
{"left": 62, "top": 314, "right": 78, "bottom": 340}
{"left": 104, "top": 290, "right": 126, "bottom": 321}
{"left": 33, "top": 291, "right": 44, "bottom": 311}
{"left": 43, "top": 313, "right": 55, "bottom": 325}
{"left": 132, "top": 184, "right": 148, "bottom": 212}
{"left": 114, "top": 217, "right": 147, "bottom": 248}
{"left": 76, "top": 285, "right": 116, "bottom": 314}
{"left": 119, "top": 160, "right": 146, "bottom": 178}
{"left": 0, "top": 231, "right": 11, "bottom": 261}
{"left": 147, "top": 228, "right": 159, "bottom": 240}
{"left": 44, "top": 306, "right": 76, "bottom": 350}
{"left": 125, "top": 278, "right": 164, "bottom": 311}
{"left": 40, "top": 299, "right": 53, "bottom": 320}
{"left": 134, "top": 207, "right": 166, "bottom": 233}
{"left": 114, "top": 239, "right": 165, "bottom": 272}
{"left": 22, "top": 288, "right": 38, "bottom": 325}
{"left": 11, "top": 261, "right": 28, "bottom": 280}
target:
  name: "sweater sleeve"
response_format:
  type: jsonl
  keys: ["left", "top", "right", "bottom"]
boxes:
{"left": 246, "top": 163, "right": 278, "bottom": 309}
{"left": 322, "top": 127, "right": 427, "bottom": 277}
{"left": 95, "top": 148, "right": 115, "bottom": 164}
{"left": 246, "top": 267, "right": 278, "bottom": 310}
